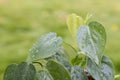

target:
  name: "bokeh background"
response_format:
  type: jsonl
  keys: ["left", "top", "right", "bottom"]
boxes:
{"left": 0, "top": 0, "right": 120, "bottom": 79}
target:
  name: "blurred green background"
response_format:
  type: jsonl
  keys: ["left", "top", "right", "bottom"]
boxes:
{"left": 0, "top": 0, "right": 120, "bottom": 79}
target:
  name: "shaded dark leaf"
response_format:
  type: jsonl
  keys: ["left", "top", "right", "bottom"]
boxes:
{"left": 14, "top": 62, "right": 36, "bottom": 80}
{"left": 46, "top": 60, "right": 72, "bottom": 80}
{"left": 4, "top": 64, "right": 17, "bottom": 80}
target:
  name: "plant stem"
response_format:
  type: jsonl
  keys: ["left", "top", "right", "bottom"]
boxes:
{"left": 63, "top": 41, "right": 77, "bottom": 53}
{"left": 32, "top": 62, "right": 43, "bottom": 67}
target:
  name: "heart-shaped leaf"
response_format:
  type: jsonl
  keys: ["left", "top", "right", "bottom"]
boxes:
{"left": 46, "top": 60, "right": 72, "bottom": 80}
{"left": 67, "top": 13, "right": 83, "bottom": 39}
{"left": 36, "top": 70, "right": 53, "bottom": 80}
{"left": 28, "top": 32, "right": 63, "bottom": 61}
{"left": 71, "top": 66, "right": 88, "bottom": 80}
{"left": 76, "top": 21, "right": 106, "bottom": 65}
{"left": 14, "top": 62, "right": 36, "bottom": 80}
{"left": 4, "top": 64, "right": 17, "bottom": 80}
{"left": 87, "top": 56, "right": 114, "bottom": 80}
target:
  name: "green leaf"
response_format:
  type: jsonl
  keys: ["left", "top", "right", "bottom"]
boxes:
{"left": 45, "top": 48, "right": 72, "bottom": 72}
{"left": 36, "top": 70, "right": 53, "bottom": 80}
{"left": 14, "top": 62, "right": 36, "bottom": 80}
{"left": 87, "top": 58, "right": 102, "bottom": 80}
{"left": 76, "top": 21, "right": 106, "bottom": 65}
{"left": 67, "top": 13, "right": 83, "bottom": 39}
{"left": 28, "top": 32, "right": 63, "bottom": 61}
{"left": 4, "top": 64, "right": 17, "bottom": 80}
{"left": 46, "top": 60, "right": 72, "bottom": 80}
{"left": 71, "top": 53, "right": 86, "bottom": 67}
{"left": 101, "top": 56, "right": 114, "bottom": 80}
{"left": 87, "top": 56, "right": 114, "bottom": 80}
{"left": 71, "top": 66, "right": 88, "bottom": 80}
{"left": 63, "top": 42, "right": 78, "bottom": 61}
{"left": 52, "top": 52, "right": 72, "bottom": 72}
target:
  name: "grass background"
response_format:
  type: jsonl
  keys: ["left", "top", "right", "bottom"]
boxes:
{"left": 0, "top": 0, "right": 120, "bottom": 79}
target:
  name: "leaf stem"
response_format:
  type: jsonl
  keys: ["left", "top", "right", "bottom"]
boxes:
{"left": 84, "top": 13, "right": 92, "bottom": 25}
{"left": 63, "top": 41, "right": 78, "bottom": 53}
{"left": 32, "top": 62, "right": 43, "bottom": 67}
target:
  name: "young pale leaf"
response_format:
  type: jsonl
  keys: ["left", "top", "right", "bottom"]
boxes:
{"left": 71, "top": 66, "right": 88, "bottom": 80}
{"left": 29, "top": 32, "right": 63, "bottom": 61}
{"left": 67, "top": 13, "right": 83, "bottom": 39}
{"left": 87, "top": 56, "right": 114, "bottom": 80}
{"left": 4, "top": 64, "right": 17, "bottom": 80}
{"left": 76, "top": 21, "right": 106, "bottom": 65}
{"left": 36, "top": 70, "right": 53, "bottom": 80}
{"left": 14, "top": 62, "right": 36, "bottom": 80}
{"left": 46, "top": 60, "right": 72, "bottom": 80}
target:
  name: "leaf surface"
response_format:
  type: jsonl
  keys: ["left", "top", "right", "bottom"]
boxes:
{"left": 52, "top": 51, "right": 72, "bottom": 72}
{"left": 77, "top": 21, "right": 106, "bottom": 65}
{"left": 4, "top": 64, "right": 17, "bottom": 80}
{"left": 14, "top": 62, "right": 36, "bottom": 80}
{"left": 87, "top": 56, "right": 114, "bottom": 80}
{"left": 71, "top": 66, "right": 88, "bottom": 80}
{"left": 46, "top": 60, "right": 72, "bottom": 80}
{"left": 36, "top": 70, "right": 53, "bottom": 80}
{"left": 29, "top": 32, "right": 63, "bottom": 61}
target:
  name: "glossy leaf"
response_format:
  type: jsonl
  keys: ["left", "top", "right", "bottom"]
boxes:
{"left": 36, "top": 70, "right": 53, "bottom": 80}
{"left": 4, "top": 64, "right": 17, "bottom": 80}
{"left": 14, "top": 62, "right": 36, "bottom": 80}
{"left": 71, "top": 66, "right": 88, "bottom": 80}
{"left": 46, "top": 60, "right": 72, "bottom": 80}
{"left": 76, "top": 21, "right": 106, "bottom": 65}
{"left": 67, "top": 13, "right": 83, "bottom": 39}
{"left": 87, "top": 56, "right": 114, "bottom": 80}
{"left": 29, "top": 32, "right": 63, "bottom": 61}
